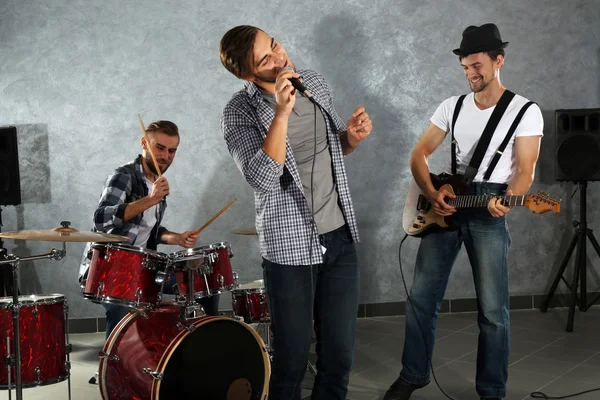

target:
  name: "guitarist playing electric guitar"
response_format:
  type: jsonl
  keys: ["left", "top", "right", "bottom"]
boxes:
{"left": 383, "top": 24, "right": 545, "bottom": 400}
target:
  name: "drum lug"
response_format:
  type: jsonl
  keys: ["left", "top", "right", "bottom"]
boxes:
{"left": 142, "top": 368, "right": 164, "bottom": 381}
{"left": 218, "top": 274, "right": 224, "bottom": 287}
{"left": 232, "top": 315, "right": 244, "bottom": 322}
{"left": 80, "top": 279, "right": 86, "bottom": 294}
{"left": 4, "top": 332, "right": 13, "bottom": 368}
{"left": 104, "top": 247, "right": 111, "bottom": 262}
{"left": 135, "top": 288, "right": 143, "bottom": 306}
{"left": 205, "top": 252, "right": 218, "bottom": 265}
{"left": 99, "top": 350, "right": 120, "bottom": 362}
{"left": 233, "top": 271, "right": 239, "bottom": 286}
{"left": 97, "top": 281, "right": 105, "bottom": 296}
{"left": 141, "top": 255, "right": 148, "bottom": 268}
{"left": 32, "top": 305, "right": 39, "bottom": 319}
{"left": 35, "top": 366, "right": 41, "bottom": 384}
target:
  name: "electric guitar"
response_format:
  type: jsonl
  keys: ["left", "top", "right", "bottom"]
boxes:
{"left": 403, "top": 173, "right": 561, "bottom": 237}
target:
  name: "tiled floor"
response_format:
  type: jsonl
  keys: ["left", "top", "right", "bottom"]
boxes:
{"left": 2, "top": 308, "right": 600, "bottom": 400}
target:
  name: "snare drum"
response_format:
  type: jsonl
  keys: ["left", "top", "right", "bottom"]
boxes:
{"left": 231, "top": 280, "right": 269, "bottom": 323}
{"left": 82, "top": 243, "right": 168, "bottom": 309}
{"left": 0, "top": 294, "right": 69, "bottom": 388}
{"left": 171, "top": 242, "right": 238, "bottom": 298}
{"left": 99, "top": 305, "right": 270, "bottom": 399}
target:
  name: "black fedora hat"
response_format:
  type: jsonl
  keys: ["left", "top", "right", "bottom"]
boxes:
{"left": 452, "top": 23, "right": 509, "bottom": 56}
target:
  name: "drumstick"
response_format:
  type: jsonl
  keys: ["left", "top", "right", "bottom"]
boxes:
{"left": 137, "top": 114, "right": 162, "bottom": 177}
{"left": 194, "top": 198, "right": 237, "bottom": 235}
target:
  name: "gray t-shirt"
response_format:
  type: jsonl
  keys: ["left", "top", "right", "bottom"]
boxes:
{"left": 261, "top": 90, "right": 345, "bottom": 235}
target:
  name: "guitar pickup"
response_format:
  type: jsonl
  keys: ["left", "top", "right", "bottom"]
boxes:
{"left": 417, "top": 195, "right": 428, "bottom": 211}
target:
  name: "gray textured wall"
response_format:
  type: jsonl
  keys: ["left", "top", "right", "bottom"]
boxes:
{"left": 0, "top": 0, "right": 599, "bottom": 318}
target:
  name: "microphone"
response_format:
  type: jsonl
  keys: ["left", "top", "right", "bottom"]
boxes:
{"left": 280, "top": 66, "right": 313, "bottom": 99}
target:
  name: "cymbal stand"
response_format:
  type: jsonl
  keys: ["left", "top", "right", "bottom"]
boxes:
{"left": 64, "top": 298, "right": 72, "bottom": 400}
{"left": 0, "top": 243, "right": 66, "bottom": 400}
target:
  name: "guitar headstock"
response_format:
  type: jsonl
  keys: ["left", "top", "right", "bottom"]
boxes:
{"left": 524, "top": 190, "right": 561, "bottom": 214}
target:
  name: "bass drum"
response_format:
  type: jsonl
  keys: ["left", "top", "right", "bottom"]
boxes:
{"left": 99, "top": 305, "right": 270, "bottom": 400}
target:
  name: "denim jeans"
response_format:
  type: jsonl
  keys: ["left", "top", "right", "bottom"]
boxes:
{"left": 102, "top": 273, "right": 221, "bottom": 338}
{"left": 262, "top": 224, "right": 360, "bottom": 400}
{"left": 400, "top": 182, "right": 511, "bottom": 399}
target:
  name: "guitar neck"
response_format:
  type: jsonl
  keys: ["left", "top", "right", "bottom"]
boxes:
{"left": 447, "top": 194, "right": 525, "bottom": 209}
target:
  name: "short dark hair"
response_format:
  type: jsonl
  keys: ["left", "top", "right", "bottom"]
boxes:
{"left": 219, "top": 25, "right": 262, "bottom": 79}
{"left": 459, "top": 48, "right": 505, "bottom": 62}
{"left": 146, "top": 120, "right": 179, "bottom": 137}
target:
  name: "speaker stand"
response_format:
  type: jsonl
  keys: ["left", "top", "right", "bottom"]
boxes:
{"left": 541, "top": 181, "right": 600, "bottom": 332}
{"left": 0, "top": 206, "right": 17, "bottom": 296}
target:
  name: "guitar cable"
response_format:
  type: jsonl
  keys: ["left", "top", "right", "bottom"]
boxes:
{"left": 399, "top": 229, "right": 600, "bottom": 400}
{"left": 398, "top": 233, "right": 457, "bottom": 400}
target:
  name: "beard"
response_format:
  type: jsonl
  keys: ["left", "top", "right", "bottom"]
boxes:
{"left": 144, "top": 154, "right": 170, "bottom": 175}
{"left": 469, "top": 77, "right": 488, "bottom": 93}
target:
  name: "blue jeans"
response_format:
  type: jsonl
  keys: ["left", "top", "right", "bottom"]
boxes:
{"left": 102, "top": 273, "right": 221, "bottom": 338}
{"left": 400, "top": 182, "right": 511, "bottom": 399}
{"left": 263, "top": 225, "right": 360, "bottom": 400}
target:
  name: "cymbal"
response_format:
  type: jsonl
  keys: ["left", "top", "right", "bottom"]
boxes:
{"left": 231, "top": 227, "right": 257, "bottom": 236}
{"left": 0, "top": 222, "right": 130, "bottom": 243}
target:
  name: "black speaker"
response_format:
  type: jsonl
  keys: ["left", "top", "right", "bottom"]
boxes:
{"left": 555, "top": 108, "right": 600, "bottom": 181}
{"left": 0, "top": 126, "right": 21, "bottom": 206}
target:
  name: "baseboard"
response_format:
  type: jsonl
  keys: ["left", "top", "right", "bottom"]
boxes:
{"left": 68, "top": 292, "right": 600, "bottom": 334}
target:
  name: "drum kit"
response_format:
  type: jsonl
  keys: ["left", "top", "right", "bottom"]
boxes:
{"left": 0, "top": 221, "right": 292, "bottom": 400}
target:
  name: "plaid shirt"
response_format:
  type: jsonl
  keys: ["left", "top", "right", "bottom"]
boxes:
{"left": 78, "top": 156, "right": 167, "bottom": 279}
{"left": 221, "top": 69, "right": 359, "bottom": 266}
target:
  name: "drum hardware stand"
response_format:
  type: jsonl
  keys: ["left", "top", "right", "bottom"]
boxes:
{"left": 0, "top": 243, "right": 67, "bottom": 400}
{"left": 181, "top": 268, "right": 205, "bottom": 320}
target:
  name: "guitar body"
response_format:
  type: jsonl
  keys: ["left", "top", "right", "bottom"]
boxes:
{"left": 402, "top": 173, "right": 468, "bottom": 237}
{"left": 402, "top": 173, "right": 560, "bottom": 237}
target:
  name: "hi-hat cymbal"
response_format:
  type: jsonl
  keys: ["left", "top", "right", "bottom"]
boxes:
{"left": 231, "top": 227, "right": 257, "bottom": 235}
{"left": 0, "top": 221, "right": 130, "bottom": 243}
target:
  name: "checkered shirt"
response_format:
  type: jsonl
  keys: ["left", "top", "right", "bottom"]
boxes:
{"left": 221, "top": 69, "right": 359, "bottom": 266}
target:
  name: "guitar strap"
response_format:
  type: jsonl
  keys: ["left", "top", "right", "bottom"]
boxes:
{"left": 450, "top": 90, "right": 534, "bottom": 185}
{"left": 450, "top": 95, "right": 466, "bottom": 175}
{"left": 482, "top": 101, "right": 536, "bottom": 181}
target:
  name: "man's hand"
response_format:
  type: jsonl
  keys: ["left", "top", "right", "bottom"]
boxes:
{"left": 345, "top": 106, "right": 372, "bottom": 148}
{"left": 274, "top": 68, "right": 299, "bottom": 116}
{"left": 178, "top": 231, "right": 199, "bottom": 248}
{"left": 150, "top": 176, "right": 170, "bottom": 204}
{"left": 488, "top": 189, "right": 513, "bottom": 217}
{"left": 428, "top": 188, "right": 457, "bottom": 216}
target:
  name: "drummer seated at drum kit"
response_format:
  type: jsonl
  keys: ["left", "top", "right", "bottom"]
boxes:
{"left": 77, "top": 120, "right": 221, "bottom": 381}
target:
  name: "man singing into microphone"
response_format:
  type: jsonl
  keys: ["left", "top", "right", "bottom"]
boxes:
{"left": 219, "top": 25, "right": 372, "bottom": 400}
